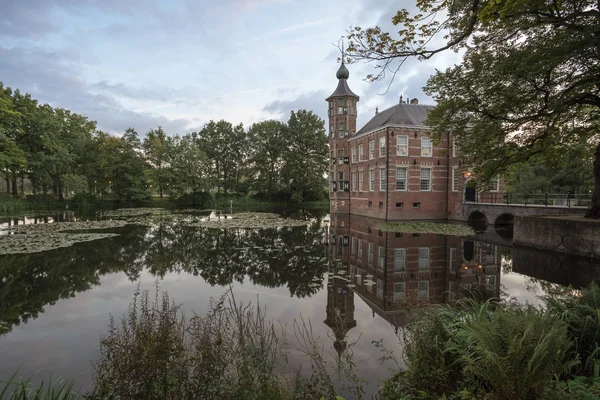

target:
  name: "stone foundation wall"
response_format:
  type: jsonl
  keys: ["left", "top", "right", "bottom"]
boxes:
{"left": 514, "top": 215, "right": 600, "bottom": 259}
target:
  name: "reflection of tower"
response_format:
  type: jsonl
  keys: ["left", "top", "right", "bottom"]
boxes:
{"left": 324, "top": 273, "right": 357, "bottom": 358}
{"left": 324, "top": 211, "right": 355, "bottom": 358}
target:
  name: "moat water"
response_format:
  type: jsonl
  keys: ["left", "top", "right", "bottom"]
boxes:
{"left": 1, "top": 208, "right": 599, "bottom": 397}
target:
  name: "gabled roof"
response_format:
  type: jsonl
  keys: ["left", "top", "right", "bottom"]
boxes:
{"left": 355, "top": 103, "right": 434, "bottom": 136}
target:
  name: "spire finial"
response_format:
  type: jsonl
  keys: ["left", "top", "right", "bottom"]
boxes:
{"left": 375, "top": 107, "right": 379, "bottom": 115}
{"left": 336, "top": 39, "right": 350, "bottom": 80}
{"left": 399, "top": 94, "right": 404, "bottom": 104}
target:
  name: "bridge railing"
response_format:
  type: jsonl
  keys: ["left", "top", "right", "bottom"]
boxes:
{"left": 472, "top": 192, "right": 593, "bottom": 208}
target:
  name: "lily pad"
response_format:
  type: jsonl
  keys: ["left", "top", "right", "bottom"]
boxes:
{"left": 99, "top": 208, "right": 165, "bottom": 218}
{"left": 184, "top": 212, "right": 310, "bottom": 229}
{"left": 0, "top": 232, "right": 119, "bottom": 255}
{"left": 0, "top": 220, "right": 126, "bottom": 255}
{"left": 2, "top": 220, "right": 127, "bottom": 234}
{"left": 376, "top": 221, "right": 475, "bottom": 236}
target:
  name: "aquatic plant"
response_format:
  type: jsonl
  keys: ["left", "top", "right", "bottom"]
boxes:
{"left": 376, "top": 221, "right": 475, "bottom": 236}
{"left": 92, "top": 285, "right": 366, "bottom": 400}
{"left": 185, "top": 212, "right": 310, "bottom": 229}
{"left": 0, "top": 220, "right": 126, "bottom": 255}
{"left": 0, "top": 369, "right": 82, "bottom": 399}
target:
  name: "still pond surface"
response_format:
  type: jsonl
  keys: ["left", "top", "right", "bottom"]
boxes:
{"left": 1, "top": 208, "right": 599, "bottom": 396}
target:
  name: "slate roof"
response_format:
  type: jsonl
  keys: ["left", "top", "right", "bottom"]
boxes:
{"left": 326, "top": 78, "right": 359, "bottom": 100}
{"left": 355, "top": 103, "right": 434, "bottom": 136}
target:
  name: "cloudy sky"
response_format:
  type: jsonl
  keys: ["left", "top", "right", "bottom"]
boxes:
{"left": 1, "top": 0, "right": 460, "bottom": 135}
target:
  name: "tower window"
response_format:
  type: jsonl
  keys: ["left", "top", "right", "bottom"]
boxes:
{"left": 339, "top": 123, "right": 346, "bottom": 138}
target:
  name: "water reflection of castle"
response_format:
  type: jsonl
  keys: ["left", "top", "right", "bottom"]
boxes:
{"left": 324, "top": 214, "right": 503, "bottom": 336}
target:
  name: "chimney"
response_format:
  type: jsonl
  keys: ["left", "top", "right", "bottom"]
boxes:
{"left": 375, "top": 107, "right": 378, "bottom": 115}
{"left": 410, "top": 98, "right": 419, "bottom": 105}
{"left": 399, "top": 95, "right": 403, "bottom": 104}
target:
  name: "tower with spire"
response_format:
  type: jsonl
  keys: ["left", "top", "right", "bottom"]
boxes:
{"left": 326, "top": 50, "right": 359, "bottom": 214}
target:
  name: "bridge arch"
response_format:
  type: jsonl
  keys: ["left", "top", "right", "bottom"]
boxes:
{"left": 467, "top": 210, "right": 488, "bottom": 229}
{"left": 494, "top": 213, "right": 514, "bottom": 226}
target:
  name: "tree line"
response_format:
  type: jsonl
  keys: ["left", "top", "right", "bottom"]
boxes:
{"left": 0, "top": 82, "right": 328, "bottom": 205}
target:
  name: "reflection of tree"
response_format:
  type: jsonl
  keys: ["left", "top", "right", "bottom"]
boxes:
{"left": 524, "top": 276, "right": 575, "bottom": 299}
{"left": 0, "top": 213, "right": 327, "bottom": 335}
{"left": 0, "top": 225, "right": 151, "bottom": 335}
{"left": 144, "top": 219, "right": 327, "bottom": 298}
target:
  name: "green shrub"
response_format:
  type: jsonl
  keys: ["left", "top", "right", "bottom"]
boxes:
{"left": 71, "top": 193, "right": 101, "bottom": 210}
{"left": 399, "top": 299, "right": 574, "bottom": 400}
{"left": 450, "top": 303, "right": 574, "bottom": 399}
{"left": 0, "top": 195, "right": 27, "bottom": 214}
{"left": 174, "top": 191, "right": 212, "bottom": 208}
{"left": 540, "top": 376, "right": 600, "bottom": 400}
{"left": 544, "top": 282, "right": 600, "bottom": 376}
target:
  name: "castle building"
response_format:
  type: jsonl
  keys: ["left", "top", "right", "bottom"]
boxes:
{"left": 327, "top": 61, "right": 502, "bottom": 220}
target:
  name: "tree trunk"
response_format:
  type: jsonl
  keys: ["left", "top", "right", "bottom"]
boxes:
{"left": 159, "top": 186, "right": 163, "bottom": 198}
{"left": 58, "top": 183, "right": 64, "bottom": 201}
{"left": 585, "top": 142, "right": 600, "bottom": 218}
{"left": 5, "top": 176, "right": 9, "bottom": 193}
{"left": 11, "top": 179, "right": 17, "bottom": 196}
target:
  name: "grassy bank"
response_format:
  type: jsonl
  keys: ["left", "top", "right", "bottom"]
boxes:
{"left": 0, "top": 194, "right": 329, "bottom": 217}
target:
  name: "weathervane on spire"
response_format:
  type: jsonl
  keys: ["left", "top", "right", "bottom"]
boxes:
{"left": 336, "top": 38, "right": 350, "bottom": 80}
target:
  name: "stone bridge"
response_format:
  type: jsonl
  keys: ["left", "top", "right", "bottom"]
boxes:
{"left": 461, "top": 202, "right": 588, "bottom": 227}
